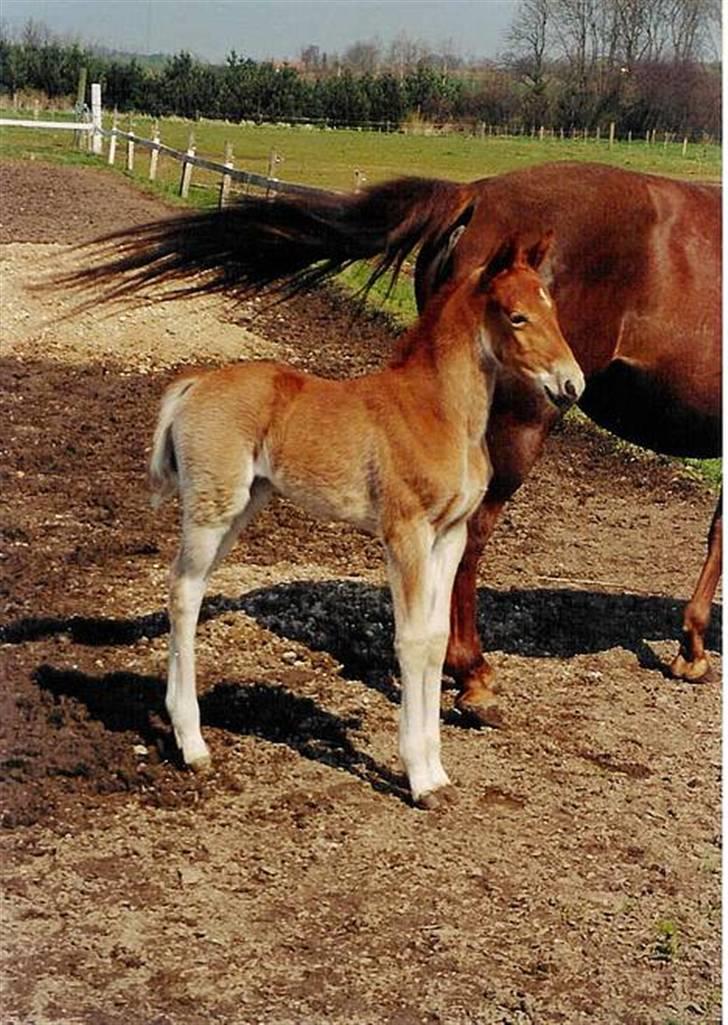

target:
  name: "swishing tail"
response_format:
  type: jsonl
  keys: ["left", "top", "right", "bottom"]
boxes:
{"left": 149, "top": 377, "right": 197, "bottom": 508}
{"left": 51, "top": 176, "right": 474, "bottom": 306}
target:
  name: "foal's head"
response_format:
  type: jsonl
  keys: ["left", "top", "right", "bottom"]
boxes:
{"left": 474, "top": 233, "right": 584, "bottom": 411}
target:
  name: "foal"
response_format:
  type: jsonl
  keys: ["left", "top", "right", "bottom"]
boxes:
{"left": 150, "top": 234, "right": 584, "bottom": 808}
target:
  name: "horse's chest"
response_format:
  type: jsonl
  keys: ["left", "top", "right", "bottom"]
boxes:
{"left": 430, "top": 449, "right": 491, "bottom": 532}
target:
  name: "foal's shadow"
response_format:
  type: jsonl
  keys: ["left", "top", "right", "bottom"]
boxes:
{"left": 33, "top": 664, "right": 408, "bottom": 801}
{"left": 10, "top": 578, "right": 722, "bottom": 805}
{"left": 5, "top": 579, "right": 722, "bottom": 693}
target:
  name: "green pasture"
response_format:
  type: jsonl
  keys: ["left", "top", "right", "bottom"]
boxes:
{"left": 107, "top": 114, "right": 722, "bottom": 194}
{"left": 0, "top": 111, "right": 721, "bottom": 203}
{"left": 0, "top": 113, "right": 721, "bottom": 487}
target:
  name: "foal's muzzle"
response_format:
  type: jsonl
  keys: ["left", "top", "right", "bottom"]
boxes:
{"left": 542, "top": 364, "right": 585, "bottom": 412}
{"left": 545, "top": 378, "right": 579, "bottom": 411}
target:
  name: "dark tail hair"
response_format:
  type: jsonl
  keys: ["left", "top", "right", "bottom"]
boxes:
{"left": 51, "top": 176, "right": 474, "bottom": 307}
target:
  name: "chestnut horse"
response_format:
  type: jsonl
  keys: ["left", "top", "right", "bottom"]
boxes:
{"left": 65, "top": 161, "right": 721, "bottom": 722}
{"left": 150, "top": 237, "right": 583, "bottom": 806}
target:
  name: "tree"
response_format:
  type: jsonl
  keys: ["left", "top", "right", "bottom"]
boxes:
{"left": 506, "top": 0, "right": 551, "bottom": 124}
{"left": 342, "top": 39, "right": 381, "bottom": 74}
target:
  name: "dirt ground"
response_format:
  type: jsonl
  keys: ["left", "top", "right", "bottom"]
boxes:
{"left": 0, "top": 159, "right": 721, "bottom": 1025}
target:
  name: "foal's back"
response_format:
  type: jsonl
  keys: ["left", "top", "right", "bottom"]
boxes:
{"left": 166, "top": 353, "right": 484, "bottom": 537}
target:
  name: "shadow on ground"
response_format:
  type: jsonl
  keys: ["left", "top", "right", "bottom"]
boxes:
{"left": 6, "top": 580, "right": 722, "bottom": 697}
{"left": 32, "top": 664, "right": 408, "bottom": 802}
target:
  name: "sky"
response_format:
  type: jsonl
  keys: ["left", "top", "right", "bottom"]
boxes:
{"left": 1, "top": 0, "right": 518, "bottom": 63}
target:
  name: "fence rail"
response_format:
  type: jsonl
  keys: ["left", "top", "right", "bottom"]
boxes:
{"left": 102, "top": 126, "right": 329, "bottom": 199}
{"left": 0, "top": 118, "right": 93, "bottom": 131}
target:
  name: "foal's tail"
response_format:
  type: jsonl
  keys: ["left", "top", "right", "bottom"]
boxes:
{"left": 52, "top": 176, "right": 475, "bottom": 307}
{"left": 149, "top": 376, "right": 198, "bottom": 509}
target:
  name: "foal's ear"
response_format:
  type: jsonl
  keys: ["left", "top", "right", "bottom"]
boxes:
{"left": 479, "top": 237, "right": 519, "bottom": 290}
{"left": 526, "top": 230, "right": 555, "bottom": 270}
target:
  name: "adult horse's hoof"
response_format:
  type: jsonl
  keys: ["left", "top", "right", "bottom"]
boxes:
{"left": 669, "top": 650, "right": 712, "bottom": 683}
{"left": 455, "top": 694, "right": 504, "bottom": 728}
{"left": 415, "top": 785, "right": 459, "bottom": 811}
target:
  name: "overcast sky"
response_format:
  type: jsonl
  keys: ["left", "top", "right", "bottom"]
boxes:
{"left": 2, "top": 0, "right": 517, "bottom": 62}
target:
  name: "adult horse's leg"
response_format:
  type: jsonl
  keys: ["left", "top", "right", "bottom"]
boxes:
{"left": 445, "top": 492, "right": 508, "bottom": 724}
{"left": 444, "top": 399, "right": 559, "bottom": 724}
{"left": 670, "top": 491, "right": 722, "bottom": 682}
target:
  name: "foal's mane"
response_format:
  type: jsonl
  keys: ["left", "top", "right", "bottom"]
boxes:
{"left": 388, "top": 276, "right": 470, "bottom": 369}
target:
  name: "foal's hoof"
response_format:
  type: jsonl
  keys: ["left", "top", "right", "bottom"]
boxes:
{"left": 669, "top": 651, "right": 712, "bottom": 683}
{"left": 415, "top": 785, "right": 459, "bottom": 811}
{"left": 455, "top": 695, "right": 505, "bottom": 729}
{"left": 187, "top": 753, "right": 213, "bottom": 774}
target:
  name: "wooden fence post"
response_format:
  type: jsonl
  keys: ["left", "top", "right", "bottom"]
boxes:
{"left": 179, "top": 131, "right": 195, "bottom": 198}
{"left": 149, "top": 123, "right": 161, "bottom": 181}
{"left": 608, "top": 122, "right": 615, "bottom": 148}
{"left": 682, "top": 136, "right": 688, "bottom": 157}
{"left": 108, "top": 109, "right": 118, "bottom": 165}
{"left": 73, "top": 66, "right": 87, "bottom": 150}
{"left": 218, "top": 141, "right": 234, "bottom": 208}
{"left": 126, "top": 116, "right": 135, "bottom": 172}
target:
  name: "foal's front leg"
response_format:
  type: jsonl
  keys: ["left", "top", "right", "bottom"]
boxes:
{"left": 386, "top": 521, "right": 466, "bottom": 808}
{"left": 421, "top": 521, "right": 469, "bottom": 802}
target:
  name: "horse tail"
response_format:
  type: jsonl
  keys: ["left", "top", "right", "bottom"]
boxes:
{"left": 149, "top": 376, "right": 198, "bottom": 509}
{"left": 55, "top": 176, "right": 476, "bottom": 306}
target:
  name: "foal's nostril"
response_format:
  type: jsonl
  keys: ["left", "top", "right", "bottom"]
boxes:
{"left": 544, "top": 379, "right": 579, "bottom": 412}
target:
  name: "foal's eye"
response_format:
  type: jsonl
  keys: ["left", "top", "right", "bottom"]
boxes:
{"left": 509, "top": 312, "right": 528, "bottom": 328}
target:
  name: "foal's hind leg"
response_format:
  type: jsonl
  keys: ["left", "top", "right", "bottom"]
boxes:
{"left": 670, "top": 492, "right": 722, "bottom": 682}
{"left": 166, "top": 479, "right": 272, "bottom": 769}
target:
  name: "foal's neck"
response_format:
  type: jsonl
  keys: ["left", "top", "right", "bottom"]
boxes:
{"left": 391, "top": 304, "right": 493, "bottom": 440}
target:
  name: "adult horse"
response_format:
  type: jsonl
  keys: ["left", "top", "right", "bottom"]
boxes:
{"left": 64, "top": 161, "right": 721, "bottom": 722}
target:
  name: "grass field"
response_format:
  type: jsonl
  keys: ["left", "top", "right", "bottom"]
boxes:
{"left": 0, "top": 110, "right": 721, "bottom": 203}
{"left": 0, "top": 111, "right": 721, "bottom": 485}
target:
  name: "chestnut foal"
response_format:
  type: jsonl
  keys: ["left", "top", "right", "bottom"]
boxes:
{"left": 150, "top": 235, "right": 584, "bottom": 807}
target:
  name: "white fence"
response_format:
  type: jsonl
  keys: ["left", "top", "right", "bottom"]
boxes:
{"left": 0, "top": 83, "right": 104, "bottom": 154}
{"left": 0, "top": 81, "right": 329, "bottom": 206}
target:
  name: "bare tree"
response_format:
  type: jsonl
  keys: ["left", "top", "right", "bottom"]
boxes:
{"left": 342, "top": 38, "right": 381, "bottom": 74}
{"left": 667, "top": 0, "right": 715, "bottom": 60}
{"left": 387, "top": 32, "right": 428, "bottom": 78}
{"left": 506, "top": 0, "right": 552, "bottom": 122}
{"left": 300, "top": 44, "right": 323, "bottom": 71}
{"left": 507, "top": 0, "right": 550, "bottom": 78}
